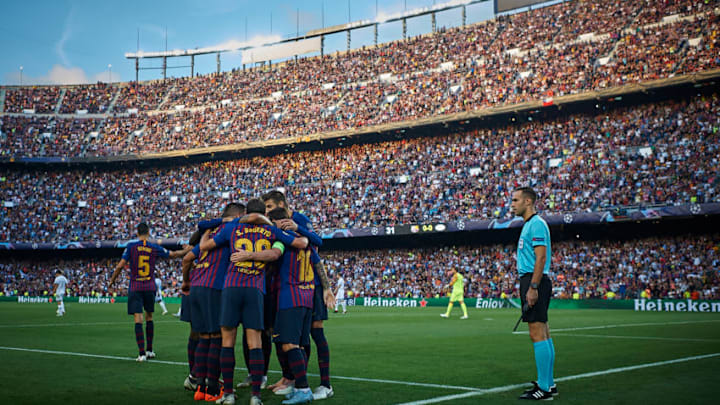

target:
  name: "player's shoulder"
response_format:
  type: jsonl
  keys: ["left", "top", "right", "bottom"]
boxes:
{"left": 292, "top": 211, "right": 313, "bottom": 227}
{"left": 125, "top": 240, "right": 140, "bottom": 248}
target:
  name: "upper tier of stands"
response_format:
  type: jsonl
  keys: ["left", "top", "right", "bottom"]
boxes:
{"left": 1, "top": 0, "right": 718, "bottom": 157}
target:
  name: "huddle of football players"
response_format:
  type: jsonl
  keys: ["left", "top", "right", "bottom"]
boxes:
{"left": 111, "top": 190, "right": 335, "bottom": 405}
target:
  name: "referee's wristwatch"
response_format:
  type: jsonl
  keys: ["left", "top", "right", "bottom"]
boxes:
{"left": 530, "top": 282, "right": 539, "bottom": 289}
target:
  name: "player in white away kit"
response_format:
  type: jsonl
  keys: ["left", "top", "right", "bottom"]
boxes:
{"left": 53, "top": 270, "right": 69, "bottom": 316}
{"left": 334, "top": 274, "right": 347, "bottom": 314}
{"left": 154, "top": 276, "right": 169, "bottom": 315}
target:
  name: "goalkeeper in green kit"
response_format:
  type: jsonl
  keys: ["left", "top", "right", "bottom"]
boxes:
{"left": 440, "top": 268, "right": 469, "bottom": 319}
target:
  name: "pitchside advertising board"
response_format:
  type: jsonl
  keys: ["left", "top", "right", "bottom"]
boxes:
{"left": 3, "top": 297, "right": 720, "bottom": 313}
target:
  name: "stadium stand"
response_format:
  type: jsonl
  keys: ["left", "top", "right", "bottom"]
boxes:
{"left": 0, "top": 0, "right": 718, "bottom": 157}
{"left": 1, "top": 93, "right": 717, "bottom": 243}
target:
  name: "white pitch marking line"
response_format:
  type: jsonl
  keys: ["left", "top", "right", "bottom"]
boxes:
{"left": 553, "top": 333, "right": 720, "bottom": 343}
{"left": 0, "top": 346, "right": 481, "bottom": 392}
{"left": 512, "top": 319, "right": 720, "bottom": 334}
{"left": 394, "top": 352, "right": 720, "bottom": 405}
{"left": 0, "top": 320, "right": 177, "bottom": 328}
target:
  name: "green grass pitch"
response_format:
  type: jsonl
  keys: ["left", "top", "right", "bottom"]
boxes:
{"left": 0, "top": 303, "right": 718, "bottom": 404}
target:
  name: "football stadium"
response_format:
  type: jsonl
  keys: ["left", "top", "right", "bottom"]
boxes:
{"left": 1, "top": 0, "right": 719, "bottom": 404}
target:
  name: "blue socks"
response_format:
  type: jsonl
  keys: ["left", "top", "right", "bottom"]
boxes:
{"left": 533, "top": 339, "right": 555, "bottom": 392}
{"left": 548, "top": 338, "right": 555, "bottom": 387}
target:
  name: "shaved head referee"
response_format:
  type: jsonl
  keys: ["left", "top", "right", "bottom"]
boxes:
{"left": 511, "top": 187, "right": 557, "bottom": 401}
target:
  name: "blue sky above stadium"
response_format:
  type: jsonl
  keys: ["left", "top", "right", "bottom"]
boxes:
{"left": 1, "top": 0, "right": 499, "bottom": 85}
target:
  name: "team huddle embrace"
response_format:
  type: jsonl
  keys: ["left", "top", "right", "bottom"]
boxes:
{"left": 110, "top": 191, "right": 335, "bottom": 405}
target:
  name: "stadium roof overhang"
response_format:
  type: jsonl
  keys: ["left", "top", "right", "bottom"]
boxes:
{"left": 124, "top": 0, "right": 490, "bottom": 60}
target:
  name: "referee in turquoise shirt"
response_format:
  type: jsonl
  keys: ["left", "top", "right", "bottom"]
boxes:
{"left": 511, "top": 187, "right": 557, "bottom": 401}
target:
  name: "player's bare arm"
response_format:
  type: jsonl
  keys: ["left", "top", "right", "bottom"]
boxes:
{"left": 527, "top": 245, "right": 546, "bottom": 307}
{"left": 290, "top": 236, "right": 309, "bottom": 250}
{"left": 276, "top": 218, "right": 298, "bottom": 231}
{"left": 181, "top": 250, "right": 197, "bottom": 293}
{"left": 230, "top": 248, "right": 282, "bottom": 263}
{"left": 315, "top": 261, "right": 336, "bottom": 309}
{"left": 199, "top": 229, "right": 216, "bottom": 252}
{"left": 109, "top": 258, "right": 126, "bottom": 286}
{"left": 169, "top": 244, "right": 193, "bottom": 259}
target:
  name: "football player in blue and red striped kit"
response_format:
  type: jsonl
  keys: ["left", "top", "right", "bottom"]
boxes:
{"left": 200, "top": 198, "right": 309, "bottom": 405}
{"left": 267, "top": 207, "right": 333, "bottom": 404}
{"left": 262, "top": 191, "right": 335, "bottom": 400}
{"left": 109, "top": 222, "right": 190, "bottom": 362}
{"left": 181, "top": 202, "right": 245, "bottom": 402}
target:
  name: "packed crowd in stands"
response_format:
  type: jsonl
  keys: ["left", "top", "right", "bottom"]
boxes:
{"left": 59, "top": 83, "right": 115, "bottom": 114}
{"left": 3, "top": 87, "right": 60, "bottom": 113}
{"left": 1, "top": 94, "right": 718, "bottom": 243}
{"left": 1, "top": 235, "right": 717, "bottom": 300}
{"left": 1, "top": 0, "right": 718, "bottom": 157}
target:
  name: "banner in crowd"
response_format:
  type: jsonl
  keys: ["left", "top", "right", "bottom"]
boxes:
{"left": 0, "top": 296, "right": 183, "bottom": 304}
{"left": 0, "top": 203, "right": 717, "bottom": 250}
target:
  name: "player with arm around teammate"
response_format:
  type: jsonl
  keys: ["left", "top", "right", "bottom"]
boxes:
{"left": 200, "top": 198, "right": 308, "bottom": 405}
{"left": 262, "top": 190, "right": 336, "bottom": 400}
{"left": 109, "top": 222, "right": 190, "bottom": 362}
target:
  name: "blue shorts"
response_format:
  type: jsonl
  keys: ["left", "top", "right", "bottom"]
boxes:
{"left": 274, "top": 307, "right": 312, "bottom": 346}
{"left": 312, "top": 287, "right": 328, "bottom": 322}
{"left": 190, "top": 286, "right": 222, "bottom": 334}
{"left": 128, "top": 290, "right": 155, "bottom": 315}
{"left": 180, "top": 294, "right": 192, "bottom": 323}
{"left": 220, "top": 287, "right": 264, "bottom": 330}
{"left": 265, "top": 291, "right": 278, "bottom": 331}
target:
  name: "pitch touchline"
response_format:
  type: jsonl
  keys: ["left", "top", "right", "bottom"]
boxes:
{"left": 512, "top": 319, "right": 720, "bottom": 334}
{"left": 0, "top": 320, "right": 178, "bottom": 328}
{"left": 553, "top": 333, "right": 720, "bottom": 343}
{"left": 0, "top": 346, "right": 480, "bottom": 392}
{"left": 393, "top": 352, "right": 720, "bottom": 405}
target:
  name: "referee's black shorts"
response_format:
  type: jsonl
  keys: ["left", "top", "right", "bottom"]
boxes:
{"left": 519, "top": 274, "right": 552, "bottom": 323}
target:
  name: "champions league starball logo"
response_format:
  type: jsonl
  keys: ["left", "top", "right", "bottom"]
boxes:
{"left": 690, "top": 204, "right": 701, "bottom": 215}
{"left": 371, "top": 227, "right": 379, "bottom": 235}
{"left": 457, "top": 220, "right": 466, "bottom": 231}
{"left": 563, "top": 214, "right": 573, "bottom": 224}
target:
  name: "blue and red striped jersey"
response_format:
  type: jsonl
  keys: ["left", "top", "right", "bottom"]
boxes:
{"left": 213, "top": 221, "right": 297, "bottom": 293}
{"left": 291, "top": 212, "right": 324, "bottom": 288}
{"left": 121, "top": 240, "right": 169, "bottom": 291}
{"left": 277, "top": 233, "right": 320, "bottom": 310}
{"left": 190, "top": 222, "right": 230, "bottom": 290}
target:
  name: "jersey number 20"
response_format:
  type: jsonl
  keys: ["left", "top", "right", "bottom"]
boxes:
{"left": 234, "top": 238, "right": 272, "bottom": 269}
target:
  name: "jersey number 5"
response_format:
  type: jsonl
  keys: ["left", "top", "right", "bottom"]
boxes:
{"left": 138, "top": 255, "right": 150, "bottom": 277}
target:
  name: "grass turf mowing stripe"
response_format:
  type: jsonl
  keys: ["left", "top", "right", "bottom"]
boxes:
{"left": 393, "top": 352, "right": 720, "bottom": 405}
{"left": 512, "top": 319, "right": 720, "bottom": 334}
{"left": 0, "top": 346, "right": 482, "bottom": 392}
